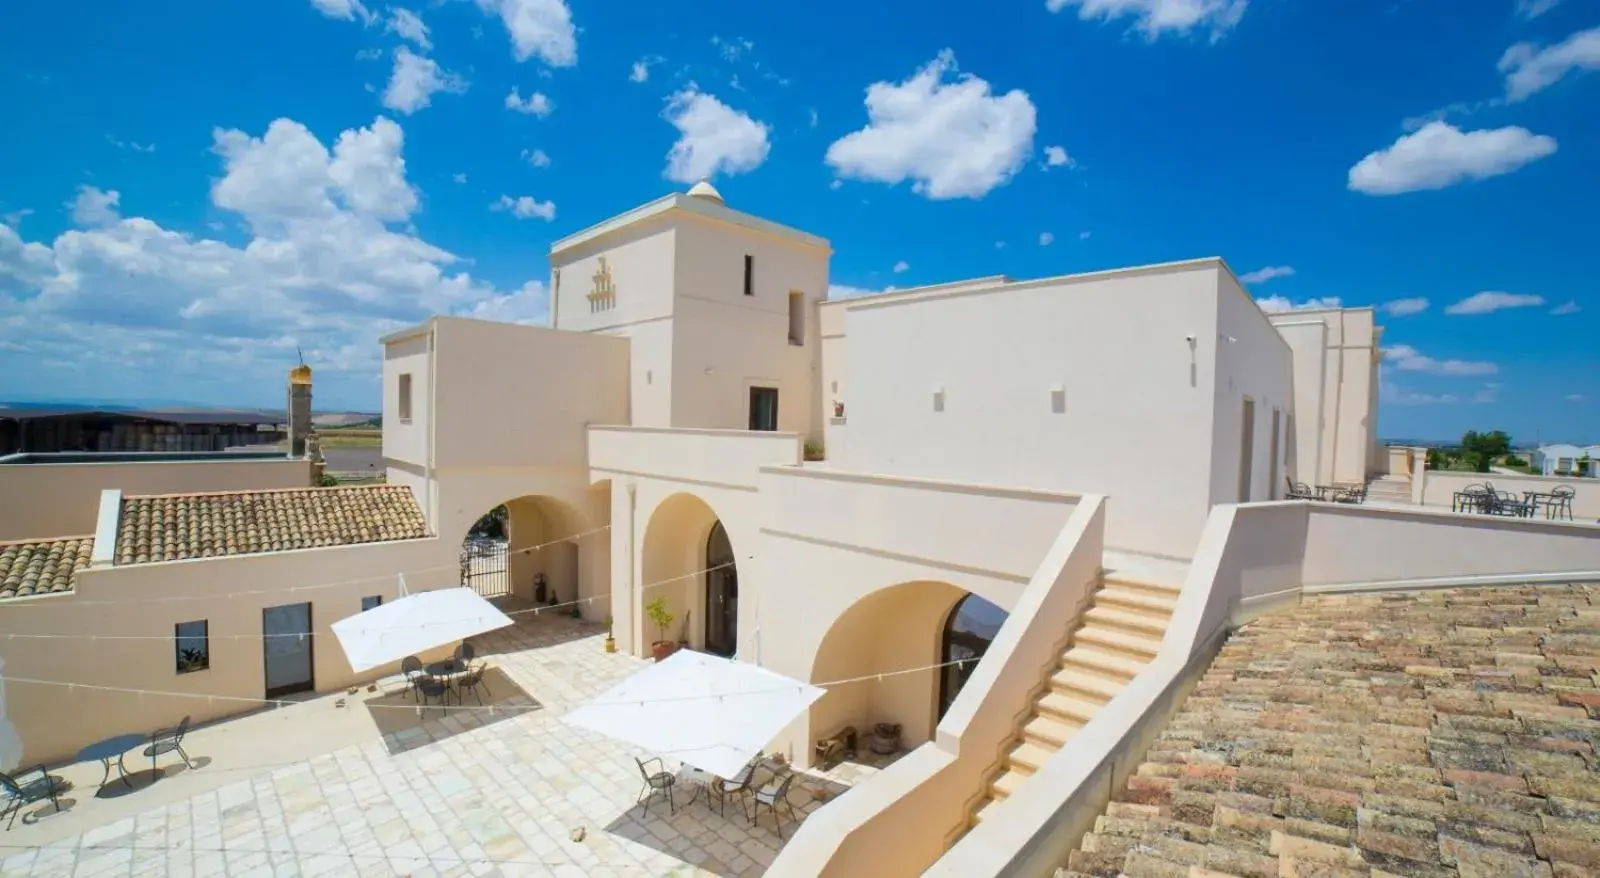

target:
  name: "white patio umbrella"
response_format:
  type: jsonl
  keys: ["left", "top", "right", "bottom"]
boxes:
{"left": 563, "top": 650, "right": 824, "bottom": 779}
{"left": 331, "top": 579, "right": 513, "bottom": 673}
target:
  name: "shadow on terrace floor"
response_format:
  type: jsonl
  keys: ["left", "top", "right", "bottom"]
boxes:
{"left": 602, "top": 751, "right": 904, "bottom": 877}
{"left": 364, "top": 666, "right": 543, "bottom": 756}
{"left": 474, "top": 594, "right": 611, "bottom": 655}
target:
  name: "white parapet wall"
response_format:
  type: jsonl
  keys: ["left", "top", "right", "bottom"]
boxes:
{"left": 766, "top": 496, "right": 1105, "bottom": 878}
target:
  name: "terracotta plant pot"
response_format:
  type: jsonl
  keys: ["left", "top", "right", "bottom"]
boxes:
{"left": 604, "top": 635, "right": 617, "bottom": 654}
{"left": 651, "top": 641, "right": 677, "bottom": 662}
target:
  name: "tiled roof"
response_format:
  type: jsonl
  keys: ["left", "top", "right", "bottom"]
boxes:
{"left": 0, "top": 536, "right": 94, "bottom": 600}
{"left": 116, "top": 485, "right": 429, "bottom": 565}
{"left": 1065, "top": 584, "right": 1600, "bottom": 878}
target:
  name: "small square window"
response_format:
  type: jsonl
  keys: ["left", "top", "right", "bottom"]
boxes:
{"left": 361, "top": 595, "right": 383, "bottom": 612}
{"left": 175, "top": 620, "right": 209, "bottom": 674}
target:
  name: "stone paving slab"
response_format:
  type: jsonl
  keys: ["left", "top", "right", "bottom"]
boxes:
{"left": 1, "top": 608, "right": 889, "bottom": 877}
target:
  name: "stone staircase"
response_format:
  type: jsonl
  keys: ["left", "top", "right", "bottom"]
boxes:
{"left": 968, "top": 575, "right": 1181, "bottom": 826}
{"left": 1363, "top": 473, "right": 1412, "bottom": 504}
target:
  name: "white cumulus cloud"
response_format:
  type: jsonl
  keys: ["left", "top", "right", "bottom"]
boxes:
{"left": 1255, "top": 295, "right": 1341, "bottom": 313}
{"left": 310, "top": 0, "right": 375, "bottom": 24}
{"left": 1347, "top": 122, "right": 1556, "bottom": 195}
{"left": 1238, "top": 265, "right": 1294, "bottom": 284}
{"left": 892, "top": 260, "right": 909, "bottom": 273}
{"left": 1500, "top": 26, "right": 1600, "bottom": 103}
{"left": 0, "top": 116, "right": 538, "bottom": 407}
{"left": 474, "top": 0, "right": 577, "bottom": 66}
{"left": 1379, "top": 297, "right": 1429, "bottom": 317}
{"left": 1043, "top": 145, "right": 1073, "bottom": 168}
{"left": 825, "top": 51, "right": 1036, "bottom": 201}
{"left": 505, "top": 88, "right": 554, "bottom": 117}
{"left": 662, "top": 87, "right": 771, "bottom": 183}
{"left": 1551, "top": 300, "right": 1581, "bottom": 316}
{"left": 1518, "top": 0, "right": 1564, "bottom": 18}
{"left": 1039, "top": 232, "right": 1055, "bottom": 246}
{"left": 524, "top": 148, "right": 551, "bottom": 168}
{"left": 383, "top": 47, "right": 467, "bottom": 115}
{"left": 1382, "top": 344, "right": 1497, "bottom": 377}
{"left": 491, "top": 194, "right": 557, "bottom": 220}
{"left": 1047, "top": 0, "right": 1249, "bottom": 42}
{"left": 68, "top": 186, "right": 121, "bottom": 227}
{"left": 1444, "top": 291, "right": 1546, "bottom": 315}
{"left": 387, "top": 8, "right": 430, "bottom": 50}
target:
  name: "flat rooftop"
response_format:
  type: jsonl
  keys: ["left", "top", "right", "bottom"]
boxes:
{"left": 1068, "top": 584, "right": 1600, "bottom": 877}
{"left": 0, "top": 450, "right": 291, "bottom": 466}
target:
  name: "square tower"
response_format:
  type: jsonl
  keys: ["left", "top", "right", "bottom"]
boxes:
{"left": 549, "top": 182, "right": 831, "bottom": 438}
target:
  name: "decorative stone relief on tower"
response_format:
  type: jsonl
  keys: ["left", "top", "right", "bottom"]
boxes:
{"left": 588, "top": 256, "right": 616, "bottom": 313}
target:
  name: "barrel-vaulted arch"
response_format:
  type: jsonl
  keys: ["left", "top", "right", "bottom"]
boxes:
{"left": 639, "top": 491, "right": 743, "bottom": 656}
{"left": 458, "top": 493, "right": 606, "bottom": 617}
{"left": 806, "top": 580, "right": 1010, "bottom": 755}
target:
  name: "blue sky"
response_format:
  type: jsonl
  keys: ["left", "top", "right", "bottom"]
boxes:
{"left": 0, "top": 0, "right": 1595, "bottom": 443}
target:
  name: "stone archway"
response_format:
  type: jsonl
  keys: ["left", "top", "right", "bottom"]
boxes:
{"left": 806, "top": 580, "right": 972, "bottom": 753}
{"left": 639, "top": 493, "right": 739, "bottom": 656}
{"left": 460, "top": 494, "right": 595, "bottom": 614}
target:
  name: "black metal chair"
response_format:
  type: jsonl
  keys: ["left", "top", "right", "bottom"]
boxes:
{"left": 1, "top": 765, "right": 63, "bottom": 830}
{"left": 1490, "top": 491, "right": 1532, "bottom": 518}
{"left": 750, "top": 769, "right": 799, "bottom": 838}
{"left": 414, "top": 676, "right": 454, "bottom": 710}
{"left": 709, "top": 757, "right": 758, "bottom": 819}
{"left": 634, "top": 757, "right": 676, "bottom": 816}
{"left": 1331, "top": 484, "right": 1366, "bottom": 504}
{"left": 456, "top": 662, "right": 491, "bottom": 705}
{"left": 1550, "top": 485, "right": 1576, "bottom": 520}
{"left": 455, "top": 642, "right": 476, "bottom": 663}
{"left": 1285, "top": 477, "right": 1317, "bottom": 500}
{"left": 401, "top": 655, "right": 425, "bottom": 696}
{"left": 144, "top": 715, "right": 195, "bottom": 774}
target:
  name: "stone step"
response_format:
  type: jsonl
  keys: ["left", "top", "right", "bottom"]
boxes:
{"left": 1094, "top": 585, "right": 1179, "bottom": 616}
{"left": 1084, "top": 604, "right": 1169, "bottom": 637}
{"left": 1037, "top": 690, "right": 1105, "bottom": 724}
{"left": 1061, "top": 645, "right": 1147, "bottom": 680}
{"left": 1051, "top": 665, "right": 1125, "bottom": 701}
{"left": 1102, "top": 577, "right": 1182, "bottom": 598}
{"left": 1007, "top": 740, "right": 1057, "bottom": 773}
{"left": 1072, "top": 622, "right": 1162, "bottom": 660}
{"left": 1022, "top": 713, "right": 1082, "bottom": 748}
{"left": 990, "top": 767, "right": 1026, "bottom": 800}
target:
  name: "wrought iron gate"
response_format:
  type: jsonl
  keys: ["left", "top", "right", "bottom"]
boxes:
{"left": 460, "top": 536, "right": 509, "bottom": 597}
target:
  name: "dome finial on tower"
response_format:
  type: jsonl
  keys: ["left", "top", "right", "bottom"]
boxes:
{"left": 687, "top": 179, "right": 724, "bottom": 204}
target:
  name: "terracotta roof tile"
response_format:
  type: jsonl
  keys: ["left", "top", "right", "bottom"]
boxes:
{"left": 115, "top": 485, "right": 428, "bottom": 565}
{"left": 0, "top": 536, "right": 94, "bottom": 600}
{"left": 1064, "top": 584, "right": 1600, "bottom": 878}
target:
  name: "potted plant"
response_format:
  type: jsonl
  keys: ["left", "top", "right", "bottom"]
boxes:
{"left": 645, "top": 598, "right": 677, "bottom": 662}
{"left": 604, "top": 614, "right": 617, "bottom": 653}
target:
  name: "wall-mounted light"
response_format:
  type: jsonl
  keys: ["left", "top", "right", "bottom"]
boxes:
{"left": 1050, "top": 385, "right": 1066, "bottom": 414}
{"left": 932, "top": 386, "right": 945, "bottom": 413}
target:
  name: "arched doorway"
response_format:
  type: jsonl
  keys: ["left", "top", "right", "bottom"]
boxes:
{"left": 705, "top": 521, "right": 738, "bottom": 657}
{"left": 938, "top": 593, "right": 1008, "bottom": 720}
{"left": 459, "top": 495, "right": 589, "bottom": 612}
{"left": 639, "top": 493, "right": 739, "bottom": 656}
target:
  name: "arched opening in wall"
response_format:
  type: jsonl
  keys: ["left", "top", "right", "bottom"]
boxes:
{"left": 639, "top": 493, "right": 738, "bottom": 657}
{"left": 458, "top": 495, "right": 592, "bottom": 615}
{"left": 938, "top": 593, "right": 1008, "bottom": 721}
{"left": 807, "top": 580, "right": 971, "bottom": 758}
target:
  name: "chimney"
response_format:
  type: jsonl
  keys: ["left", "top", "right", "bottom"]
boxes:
{"left": 288, "top": 363, "right": 313, "bottom": 458}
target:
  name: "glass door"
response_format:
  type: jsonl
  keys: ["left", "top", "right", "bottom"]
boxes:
{"left": 263, "top": 602, "right": 314, "bottom": 698}
{"left": 704, "top": 522, "right": 738, "bottom": 657}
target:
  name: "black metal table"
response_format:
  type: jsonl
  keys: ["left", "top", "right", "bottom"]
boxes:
{"left": 78, "top": 733, "right": 147, "bottom": 789}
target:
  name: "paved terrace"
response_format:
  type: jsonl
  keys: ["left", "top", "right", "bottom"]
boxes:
{"left": 0, "top": 606, "right": 892, "bottom": 877}
{"left": 1067, "top": 584, "right": 1600, "bottom": 878}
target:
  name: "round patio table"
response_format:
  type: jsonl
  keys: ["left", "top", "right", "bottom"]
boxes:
{"left": 78, "top": 733, "right": 147, "bottom": 789}
{"left": 426, "top": 659, "right": 465, "bottom": 678}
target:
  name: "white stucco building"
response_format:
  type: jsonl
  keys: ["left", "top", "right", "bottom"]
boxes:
{"left": 1532, "top": 443, "right": 1599, "bottom": 476}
